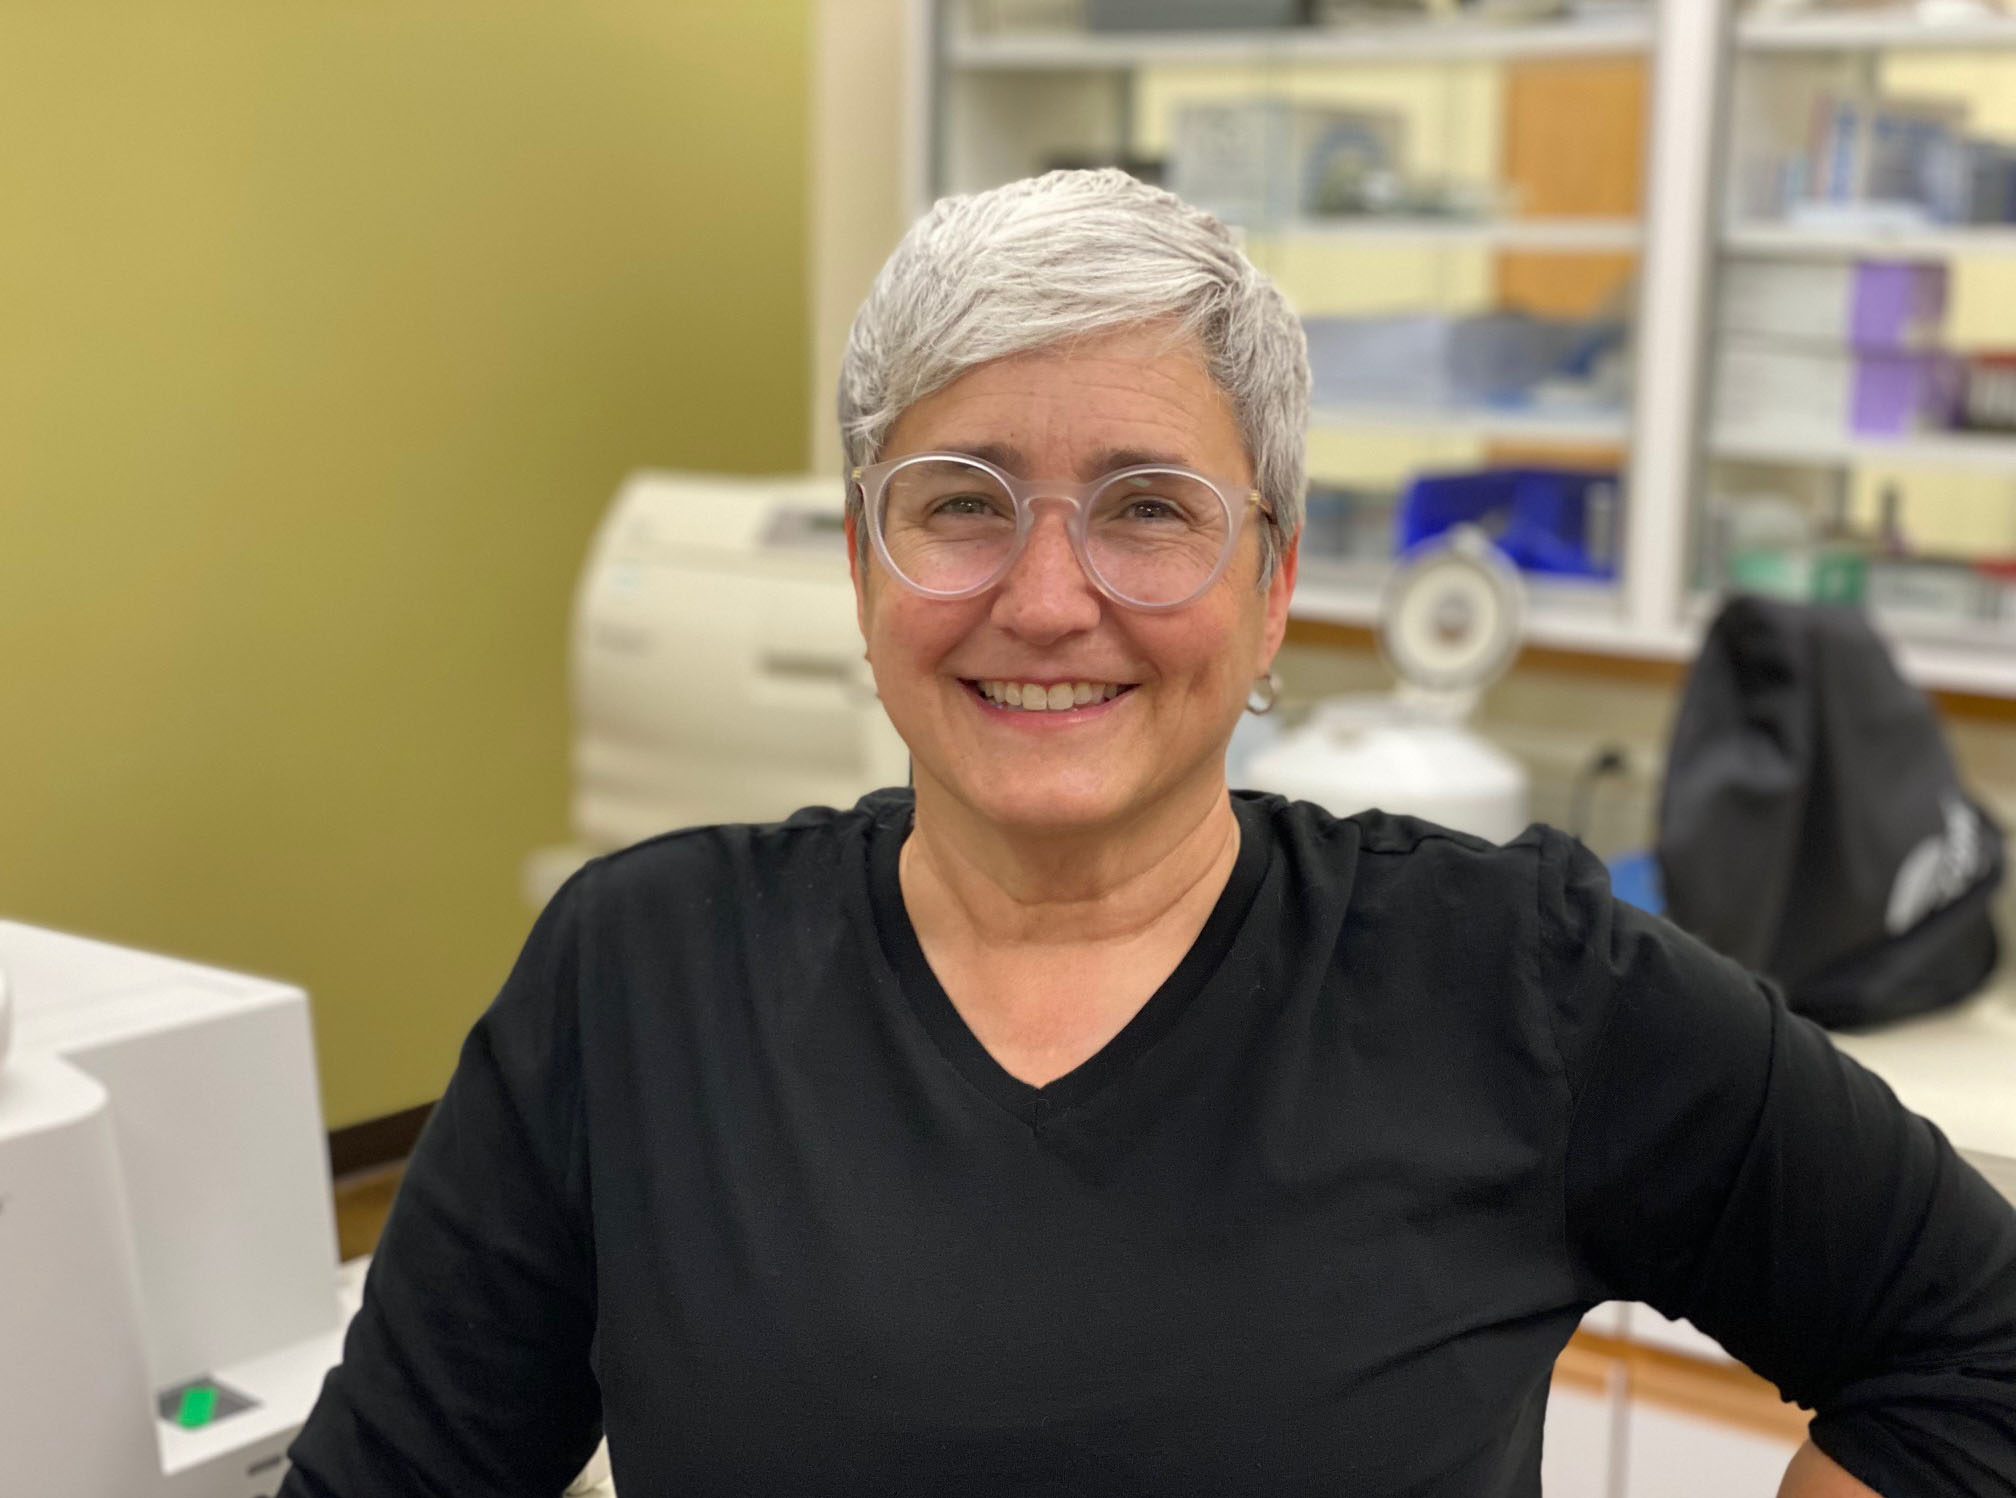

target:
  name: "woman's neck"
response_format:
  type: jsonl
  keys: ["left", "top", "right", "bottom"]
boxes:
{"left": 901, "top": 768, "right": 1243, "bottom": 953}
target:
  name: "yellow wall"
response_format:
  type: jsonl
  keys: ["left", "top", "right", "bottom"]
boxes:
{"left": 0, "top": 3, "right": 811, "bottom": 1128}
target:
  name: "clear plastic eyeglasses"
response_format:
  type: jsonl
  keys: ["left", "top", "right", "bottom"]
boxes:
{"left": 852, "top": 451, "right": 1273, "bottom": 612}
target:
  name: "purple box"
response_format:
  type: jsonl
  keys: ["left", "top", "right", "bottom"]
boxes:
{"left": 1851, "top": 261, "right": 1949, "bottom": 350}
{"left": 1852, "top": 350, "right": 1964, "bottom": 436}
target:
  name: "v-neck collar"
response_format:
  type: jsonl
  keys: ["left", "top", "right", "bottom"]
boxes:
{"left": 865, "top": 791, "right": 1271, "bottom": 1132}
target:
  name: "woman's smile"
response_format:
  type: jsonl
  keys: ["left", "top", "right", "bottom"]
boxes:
{"left": 961, "top": 676, "right": 1139, "bottom": 722}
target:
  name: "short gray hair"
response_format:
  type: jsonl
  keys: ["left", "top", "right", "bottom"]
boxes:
{"left": 837, "top": 168, "right": 1309, "bottom": 583}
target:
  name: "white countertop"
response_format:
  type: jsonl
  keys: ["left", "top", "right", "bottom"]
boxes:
{"left": 1829, "top": 976, "right": 2016, "bottom": 1202}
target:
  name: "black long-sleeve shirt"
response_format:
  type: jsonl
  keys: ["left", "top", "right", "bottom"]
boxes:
{"left": 283, "top": 790, "right": 2016, "bottom": 1496}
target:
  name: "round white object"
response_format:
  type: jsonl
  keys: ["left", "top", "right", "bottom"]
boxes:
{"left": 0, "top": 964, "right": 10, "bottom": 1073}
{"left": 1247, "top": 711, "right": 1530, "bottom": 845}
{"left": 1379, "top": 526, "right": 1524, "bottom": 700}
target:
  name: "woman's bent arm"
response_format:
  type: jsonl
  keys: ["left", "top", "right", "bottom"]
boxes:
{"left": 1540, "top": 830, "right": 2016, "bottom": 1496}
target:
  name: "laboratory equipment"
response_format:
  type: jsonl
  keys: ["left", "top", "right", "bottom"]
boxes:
{"left": 529, "top": 471, "right": 912, "bottom": 906}
{"left": 0, "top": 921, "right": 353, "bottom": 1498}
{"left": 1248, "top": 527, "right": 1530, "bottom": 842}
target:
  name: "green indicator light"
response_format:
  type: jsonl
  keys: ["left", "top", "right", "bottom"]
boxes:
{"left": 176, "top": 1385, "right": 219, "bottom": 1429}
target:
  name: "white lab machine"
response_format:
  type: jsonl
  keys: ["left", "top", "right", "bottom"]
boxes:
{"left": 526, "top": 470, "right": 912, "bottom": 905}
{"left": 0, "top": 921, "right": 355, "bottom": 1498}
{"left": 1249, "top": 528, "right": 1531, "bottom": 843}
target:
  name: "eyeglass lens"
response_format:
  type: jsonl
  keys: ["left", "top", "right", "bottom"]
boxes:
{"left": 875, "top": 457, "right": 1234, "bottom": 606}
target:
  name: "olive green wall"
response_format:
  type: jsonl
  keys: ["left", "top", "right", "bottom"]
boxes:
{"left": 0, "top": 3, "right": 810, "bottom": 1128}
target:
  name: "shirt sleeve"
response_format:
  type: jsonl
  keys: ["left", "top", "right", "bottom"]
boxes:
{"left": 1542, "top": 829, "right": 2016, "bottom": 1496}
{"left": 279, "top": 867, "right": 604, "bottom": 1498}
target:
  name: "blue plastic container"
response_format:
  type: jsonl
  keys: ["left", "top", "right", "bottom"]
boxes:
{"left": 1396, "top": 468, "right": 1622, "bottom": 580}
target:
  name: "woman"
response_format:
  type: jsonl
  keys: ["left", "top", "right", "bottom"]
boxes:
{"left": 282, "top": 170, "right": 2016, "bottom": 1497}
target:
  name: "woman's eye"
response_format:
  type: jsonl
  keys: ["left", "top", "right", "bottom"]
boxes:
{"left": 934, "top": 493, "right": 1002, "bottom": 516}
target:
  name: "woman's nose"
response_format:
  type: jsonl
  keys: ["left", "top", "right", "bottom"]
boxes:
{"left": 988, "top": 507, "right": 1102, "bottom": 642}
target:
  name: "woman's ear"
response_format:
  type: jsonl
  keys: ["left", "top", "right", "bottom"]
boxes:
{"left": 845, "top": 509, "right": 870, "bottom": 639}
{"left": 1260, "top": 530, "right": 1299, "bottom": 670}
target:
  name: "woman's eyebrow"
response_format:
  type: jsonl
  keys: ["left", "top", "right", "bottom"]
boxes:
{"left": 937, "top": 442, "right": 1195, "bottom": 477}
{"left": 1086, "top": 446, "right": 1192, "bottom": 475}
{"left": 943, "top": 441, "right": 1027, "bottom": 472}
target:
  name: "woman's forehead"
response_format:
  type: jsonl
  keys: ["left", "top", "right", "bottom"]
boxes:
{"left": 884, "top": 333, "right": 1247, "bottom": 480}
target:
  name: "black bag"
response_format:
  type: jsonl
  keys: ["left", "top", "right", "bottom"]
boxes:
{"left": 1657, "top": 595, "right": 2003, "bottom": 1030}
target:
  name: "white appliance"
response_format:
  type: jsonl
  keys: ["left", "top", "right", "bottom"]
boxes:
{"left": 527, "top": 471, "right": 912, "bottom": 905}
{"left": 0, "top": 921, "right": 354, "bottom": 1498}
{"left": 1249, "top": 527, "right": 1531, "bottom": 843}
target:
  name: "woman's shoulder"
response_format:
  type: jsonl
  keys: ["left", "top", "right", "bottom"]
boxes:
{"left": 1234, "top": 791, "right": 1592, "bottom": 964}
{"left": 1233, "top": 788, "right": 1564, "bottom": 872}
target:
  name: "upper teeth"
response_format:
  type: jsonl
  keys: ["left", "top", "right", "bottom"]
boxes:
{"left": 979, "top": 680, "right": 1126, "bottom": 711}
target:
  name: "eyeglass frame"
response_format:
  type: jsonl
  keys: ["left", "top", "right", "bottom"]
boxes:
{"left": 851, "top": 451, "right": 1276, "bottom": 613}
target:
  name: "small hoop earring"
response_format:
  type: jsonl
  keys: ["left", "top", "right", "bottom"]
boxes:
{"left": 1246, "top": 670, "right": 1280, "bottom": 715}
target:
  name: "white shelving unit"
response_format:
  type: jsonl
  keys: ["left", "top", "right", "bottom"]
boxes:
{"left": 1293, "top": 566, "right": 1668, "bottom": 658}
{"left": 946, "top": 11, "right": 1654, "bottom": 68}
{"left": 920, "top": 0, "right": 2016, "bottom": 694}
{"left": 1312, "top": 401, "right": 1631, "bottom": 446}
{"left": 1271, "top": 215, "right": 1643, "bottom": 250}
{"left": 1735, "top": 9, "right": 2016, "bottom": 53}
{"left": 1714, "top": 426, "right": 2016, "bottom": 474}
{"left": 1707, "top": 4, "right": 2016, "bottom": 692}
{"left": 1724, "top": 222, "right": 2016, "bottom": 257}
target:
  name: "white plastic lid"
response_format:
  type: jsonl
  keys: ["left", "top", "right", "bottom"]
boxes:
{"left": 1378, "top": 526, "right": 1525, "bottom": 699}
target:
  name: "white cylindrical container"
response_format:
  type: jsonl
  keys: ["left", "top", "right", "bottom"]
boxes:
{"left": 0, "top": 1053, "right": 161, "bottom": 1498}
{"left": 1247, "top": 700, "right": 1530, "bottom": 845}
